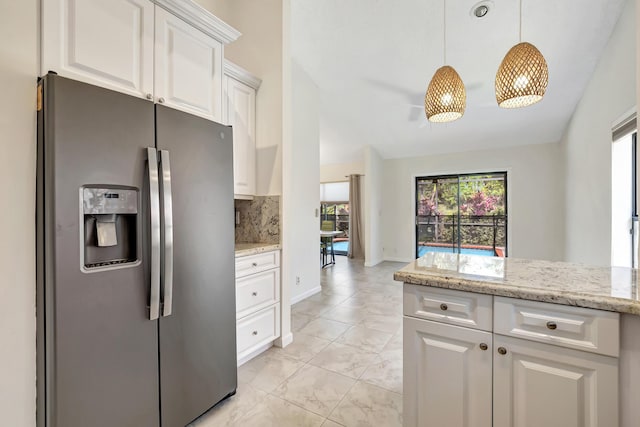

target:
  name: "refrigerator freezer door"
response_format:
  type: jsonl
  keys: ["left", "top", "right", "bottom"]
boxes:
{"left": 37, "top": 75, "right": 160, "bottom": 427}
{"left": 159, "top": 149, "right": 174, "bottom": 316}
{"left": 155, "top": 105, "right": 237, "bottom": 427}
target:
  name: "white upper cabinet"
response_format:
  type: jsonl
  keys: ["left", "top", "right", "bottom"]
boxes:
{"left": 42, "top": 0, "right": 155, "bottom": 99}
{"left": 223, "top": 61, "right": 261, "bottom": 198}
{"left": 41, "top": 0, "right": 240, "bottom": 121}
{"left": 154, "top": 7, "right": 222, "bottom": 121}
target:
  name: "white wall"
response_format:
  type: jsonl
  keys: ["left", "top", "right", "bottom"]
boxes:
{"left": 194, "top": 0, "right": 230, "bottom": 21}
{"left": 286, "top": 61, "right": 321, "bottom": 303}
{"left": 364, "top": 146, "right": 384, "bottom": 266}
{"left": 382, "top": 143, "right": 565, "bottom": 263}
{"left": 561, "top": 0, "right": 636, "bottom": 266}
{"left": 198, "top": 0, "right": 283, "bottom": 196}
{"left": 320, "top": 161, "right": 364, "bottom": 183}
{"left": 0, "top": 1, "right": 38, "bottom": 425}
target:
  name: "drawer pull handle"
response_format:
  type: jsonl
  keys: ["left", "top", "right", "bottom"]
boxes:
{"left": 252, "top": 330, "right": 258, "bottom": 336}
{"left": 497, "top": 347, "right": 507, "bottom": 355}
{"left": 546, "top": 321, "right": 557, "bottom": 330}
{"left": 479, "top": 343, "right": 488, "bottom": 351}
{"left": 440, "top": 303, "right": 448, "bottom": 311}
{"left": 252, "top": 262, "right": 258, "bottom": 267}
{"left": 252, "top": 292, "right": 258, "bottom": 297}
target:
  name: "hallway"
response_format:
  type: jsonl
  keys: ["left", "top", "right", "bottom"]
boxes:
{"left": 194, "top": 256, "right": 406, "bottom": 426}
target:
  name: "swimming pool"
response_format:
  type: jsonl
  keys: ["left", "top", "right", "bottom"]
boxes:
{"left": 417, "top": 246, "right": 496, "bottom": 257}
{"left": 332, "top": 242, "right": 495, "bottom": 257}
{"left": 333, "top": 241, "right": 349, "bottom": 253}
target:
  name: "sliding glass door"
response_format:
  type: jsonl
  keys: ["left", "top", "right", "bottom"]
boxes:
{"left": 415, "top": 172, "right": 507, "bottom": 258}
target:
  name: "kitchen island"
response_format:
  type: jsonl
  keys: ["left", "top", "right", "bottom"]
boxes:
{"left": 394, "top": 252, "right": 640, "bottom": 427}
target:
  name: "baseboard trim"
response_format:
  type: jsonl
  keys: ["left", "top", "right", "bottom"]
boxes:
{"left": 237, "top": 342, "right": 273, "bottom": 367}
{"left": 384, "top": 256, "right": 413, "bottom": 263}
{"left": 364, "top": 259, "right": 383, "bottom": 267}
{"left": 275, "top": 332, "right": 294, "bottom": 348}
{"left": 290, "top": 285, "right": 322, "bottom": 305}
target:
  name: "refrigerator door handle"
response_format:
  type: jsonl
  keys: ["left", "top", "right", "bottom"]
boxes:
{"left": 147, "top": 147, "right": 161, "bottom": 320}
{"left": 160, "top": 150, "right": 174, "bottom": 317}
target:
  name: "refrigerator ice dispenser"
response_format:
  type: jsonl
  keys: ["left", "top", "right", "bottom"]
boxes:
{"left": 81, "top": 187, "right": 139, "bottom": 270}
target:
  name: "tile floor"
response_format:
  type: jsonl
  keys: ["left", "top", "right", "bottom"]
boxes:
{"left": 192, "top": 256, "right": 406, "bottom": 427}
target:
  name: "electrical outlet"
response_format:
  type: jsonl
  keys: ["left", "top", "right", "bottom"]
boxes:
{"left": 296, "top": 276, "right": 301, "bottom": 285}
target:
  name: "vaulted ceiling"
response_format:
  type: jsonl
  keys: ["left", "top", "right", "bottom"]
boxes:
{"left": 291, "top": 0, "right": 628, "bottom": 164}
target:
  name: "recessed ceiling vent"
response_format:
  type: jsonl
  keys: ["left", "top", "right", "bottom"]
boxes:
{"left": 471, "top": 1, "right": 492, "bottom": 18}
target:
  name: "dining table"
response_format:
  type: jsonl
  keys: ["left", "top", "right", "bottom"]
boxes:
{"left": 320, "top": 230, "right": 343, "bottom": 267}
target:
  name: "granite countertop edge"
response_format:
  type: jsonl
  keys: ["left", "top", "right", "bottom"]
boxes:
{"left": 235, "top": 243, "right": 282, "bottom": 257}
{"left": 394, "top": 270, "right": 640, "bottom": 315}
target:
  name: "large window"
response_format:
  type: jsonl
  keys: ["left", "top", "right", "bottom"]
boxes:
{"left": 415, "top": 172, "right": 507, "bottom": 258}
{"left": 611, "top": 130, "right": 637, "bottom": 268}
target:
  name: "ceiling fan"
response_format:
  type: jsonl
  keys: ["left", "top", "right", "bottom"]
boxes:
{"left": 365, "top": 78, "right": 486, "bottom": 128}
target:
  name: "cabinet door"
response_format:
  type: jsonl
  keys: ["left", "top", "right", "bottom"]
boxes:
{"left": 493, "top": 335, "right": 618, "bottom": 427}
{"left": 226, "top": 77, "right": 256, "bottom": 197}
{"left": 42, "top": 0, "right": 154, "bottom": 99}
{"left": 404, "top": 317, "right": 492, "bottom": 427}
{"left": 154, "top": 7, "right": 223, "bottom": 122}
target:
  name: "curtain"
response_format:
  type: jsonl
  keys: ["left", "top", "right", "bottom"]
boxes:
{"left": 348, "top": 174, "right": 364, "bottom": 259}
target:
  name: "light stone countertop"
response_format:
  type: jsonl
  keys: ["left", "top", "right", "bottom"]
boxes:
{"left": 235, "top": 242, "right": 281, "bottom": 257}
{"left": 394, "top": 252, "right": 640, "bottom": 315}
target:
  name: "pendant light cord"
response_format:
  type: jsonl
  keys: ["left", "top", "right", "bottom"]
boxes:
{"left": 443, "top": 0, "right": 447, "bottom": 64}
{"left": 519, "top": 0, "right": 522, "bottom": 42}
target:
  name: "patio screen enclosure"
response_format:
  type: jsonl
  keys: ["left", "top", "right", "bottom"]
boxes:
{"left": 415, "top": 172, "right": 508, "bottom": 258}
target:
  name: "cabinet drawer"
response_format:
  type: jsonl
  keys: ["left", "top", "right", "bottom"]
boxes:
{"left": 236, "top": 269, "right": 280, "bottom": 319}
{"left": 236, "top": 304, "right": 280, "bottom": 360}
{"left": 404, "top": 284, "right": 493, "bottom": 331}
{"left": 235, "top": 250, "right": 280, "bottom": 278}
{"left": 494, "top": 297, "right": 620, "bottom": 357}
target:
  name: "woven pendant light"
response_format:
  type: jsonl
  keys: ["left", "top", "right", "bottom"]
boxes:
{"left": 425, "top": 0, "right": 466, "bottom": 123}
{"left": 495, "top": 0, "right": 548, "bottom": 108}
{"left": 425, "top": 66, "right": 466, "bottom": 122}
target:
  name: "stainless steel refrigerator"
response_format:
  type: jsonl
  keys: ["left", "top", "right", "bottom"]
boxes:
{"left": 36, "top": 74, "right": 237, "bottom": 427}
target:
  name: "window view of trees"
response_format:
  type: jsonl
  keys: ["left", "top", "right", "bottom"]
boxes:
{"left": 321, "top": 203, "right": 350, "bottom": 234}
{"left": 416, "top": 173, "right": 507, "bottom": 257}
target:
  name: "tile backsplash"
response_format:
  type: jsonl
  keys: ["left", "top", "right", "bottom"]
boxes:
{"left": 235, "top": 196, "right": 280, "bottom": 244}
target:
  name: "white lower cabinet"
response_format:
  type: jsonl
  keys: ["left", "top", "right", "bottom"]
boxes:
{"left": 235, "top": 250, "right": 281, "bottom": 365}
{"left": 403, "top": 287, "right": 619, "bottom": 427}
{"left": 493, "top": 335, "right": 618, "bottom": 427}
{"left": 404, "top": 316, "right": 492, "bottom": 427}
{"left": 236, "top": 304, "right": 280, "bottom": 362}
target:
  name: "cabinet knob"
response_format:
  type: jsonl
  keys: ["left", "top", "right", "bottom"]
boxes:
{"left": 497, "top": 347, "right": 507, "bottom": 355}
{"left": 546, "top": 321, "right": 557, "bottom": 330}
{"left": 146, "top": 93, "right": 153, "bottom": 100}
{"left": 440, "top": 303, "right": 448, "bottom": 311}
{"left": 252, "top": 262, "right": 258, "bottom": 267}
{"left": 252, "top": 330, "right": 258, "bottom": 336}
{"left": 479, "top": 343, "right": 488, "bottom": 351}
{"left": 158, "top": 97, "right": 165, "bottom": 104}
{"left": 252, "top": 292, "right": 258, "bottom": 297}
